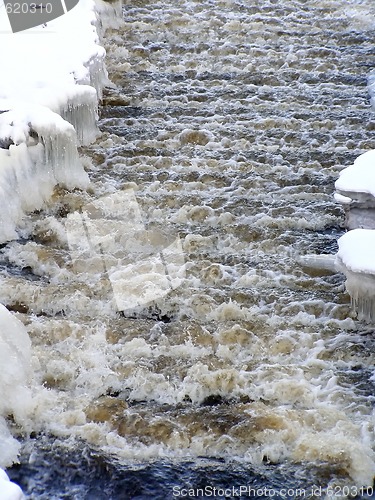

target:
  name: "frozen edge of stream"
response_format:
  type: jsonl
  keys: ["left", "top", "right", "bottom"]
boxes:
{"left": 0, "top": 0, "right": 122, "bottom": 496}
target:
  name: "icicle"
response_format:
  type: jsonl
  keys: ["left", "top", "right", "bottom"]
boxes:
{"left": 341, "top": 267, "right": 375, "bottom": 323}
{"left": 368, "top": 70, "right": 375, "bottom": 110}
{"left": 48, "top": 85, "right": 99, "bottom": 146}
{"left": 59, "top": 99, "right": 99, "bottom": 146}
{"left": 337, "top": 229, "right": 375, "bottom": 323}
{"left": 84, "top": 54, "right": 110, "bottom": 101}
{"left": 0, "top": 106, "right": 89, "bottom": 243}
{"left": 95, "top": 0, "right": 124, "bottom": 33}
{"left": 73, "top": 1, "right": 121, "bottom": 100}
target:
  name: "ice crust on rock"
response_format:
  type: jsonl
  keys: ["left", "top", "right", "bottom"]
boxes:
{"left": 338, "top": 229, "right": 375, "bottom": 274}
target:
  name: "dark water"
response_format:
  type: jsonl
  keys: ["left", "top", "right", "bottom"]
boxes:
{"left": 9, "top": 438, "right": 375, "bottom": 499}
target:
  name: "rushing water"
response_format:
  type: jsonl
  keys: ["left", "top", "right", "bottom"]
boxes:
{"left": 5, "top": 0, "right": 375, "bottom": 497}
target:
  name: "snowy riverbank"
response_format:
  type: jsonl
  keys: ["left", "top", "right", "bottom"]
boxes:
{"left": 0, "top": 0, "right": 116, "bottom": 244}
{"left": 0, "top": 0, "right": 120, "bottom": 496}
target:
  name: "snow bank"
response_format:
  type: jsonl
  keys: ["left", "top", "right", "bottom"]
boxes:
{"left": 0, "top": 0, "right": 114, "bottom": 244}
{"left": 0, "top": 0, "right": 108, "bottom": 141}
{"left": 0, "top": 470, "right": 24, "bottom": 500}
{"left": 0, "top": 304, "right": 32, "bottom": 499}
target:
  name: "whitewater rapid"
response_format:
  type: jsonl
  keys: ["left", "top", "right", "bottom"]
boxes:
{"left": 2, "top": 0, "right": 375, "bottom": 497}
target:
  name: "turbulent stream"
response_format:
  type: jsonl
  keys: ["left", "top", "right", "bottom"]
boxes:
{"left": 4, "top": 0, "right": 375, "bottom": 497}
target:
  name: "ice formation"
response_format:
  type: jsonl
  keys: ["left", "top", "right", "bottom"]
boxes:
{"left": 333, "top": 148, "right": 375, "bottom": 321}
{"left": 337, "top": 229, "right": 375, "bottom": 321}
{"left": 0, "top": 0, "right": 110, "bottom": 244}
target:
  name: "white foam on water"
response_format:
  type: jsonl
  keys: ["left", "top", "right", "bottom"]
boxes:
{"left": 80, "top": 0, "right": 375, "bottom": 485}
{"left": 64, "top": 189, "right": 186, "bottom": 313}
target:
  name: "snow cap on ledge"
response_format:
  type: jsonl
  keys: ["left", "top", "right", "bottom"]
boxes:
{"left": 338, "top": 229, "right": 375, "bottom": 275}
{"left": 335, "top": 150, "right": 375, "bottom": 201}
